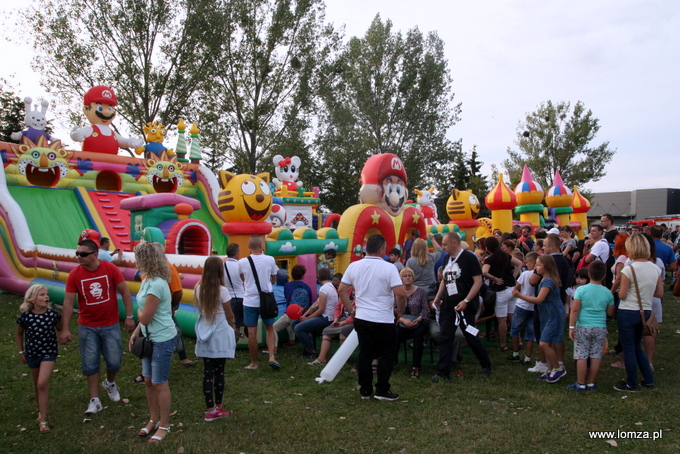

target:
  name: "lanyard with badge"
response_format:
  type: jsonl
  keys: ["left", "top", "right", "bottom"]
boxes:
{"left": 444, "top": 250, "right": 464, "bottom": 296}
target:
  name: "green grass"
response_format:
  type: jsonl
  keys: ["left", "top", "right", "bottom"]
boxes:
{"left": 1, "top": 290, "right": 679, "bottom": 454}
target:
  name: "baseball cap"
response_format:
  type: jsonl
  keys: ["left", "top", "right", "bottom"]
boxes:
{"left": 84, "top": 86, "right": 118, "bottom": 106}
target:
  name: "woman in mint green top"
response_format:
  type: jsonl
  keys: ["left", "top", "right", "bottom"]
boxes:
{"left": 128, "top": 241, "right": 177, "bottom": 443}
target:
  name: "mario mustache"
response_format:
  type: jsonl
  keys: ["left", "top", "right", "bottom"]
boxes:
{"left": 95, "top": 110, "right": 116, "bottom": 121}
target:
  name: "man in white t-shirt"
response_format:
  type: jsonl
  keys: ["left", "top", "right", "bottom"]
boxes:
{"left": 238, "top": 236, "right": 279, "bottom": 371}
{"left": 224, "top": 243, "right": 245, "bottom": 334}
{"left": 584, "top": 224, "right": 610, "bottom": 265}
{"left": 339, "top": 234, "right": 406, "bottom": 401}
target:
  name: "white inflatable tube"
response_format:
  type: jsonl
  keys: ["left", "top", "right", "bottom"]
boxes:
{"left": 315, "top": 329, "right": 358, "bottom": 384}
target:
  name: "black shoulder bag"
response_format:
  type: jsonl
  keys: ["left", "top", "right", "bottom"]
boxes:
{"left": 247, "top": 256, "right": 278, "bottom": 319}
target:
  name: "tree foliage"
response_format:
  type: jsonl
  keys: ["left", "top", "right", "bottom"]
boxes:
{"left": 208, "top": 0, "right": 336, "bottom": 175}
{"left": 0, "top": 82, "right": 25, "bottom": 143}
{"left": 312, "top": 15, "right": 462, "bottom": 214}
{"left": 502, "top": 100, "right": 616, "bottom": 190}
{"left": 25, "top": 0, "right": 226, "bottom": 139}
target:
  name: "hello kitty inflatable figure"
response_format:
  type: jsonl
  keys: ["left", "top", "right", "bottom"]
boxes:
{"left": 414, "top": 186, "right": 440, "bottom": 225}
{"left": 272, "top": 155, "right": 302, "bottom": 192}
{"left": 11, "top": 97, "right": 58, "bottom": 143}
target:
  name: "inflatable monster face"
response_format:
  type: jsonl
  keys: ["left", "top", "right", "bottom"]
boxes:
{"left": 447, "top": 189, "right": 480, "bottom": 221}
{"left": 218, "top": 171, "right": 272, "bottom": 222}
{"left": 5, "top": 137, "right": 73, "bottom": 187}
{"left": 359, "top": 153, "right": 408, "bottom": 217}
{"left": 143, "top": 151, "right": 185, "bottom": 193}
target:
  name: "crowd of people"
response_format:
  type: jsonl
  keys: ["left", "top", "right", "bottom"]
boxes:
{"left": 15, "top": 216, "right": 675, "bottom": 436}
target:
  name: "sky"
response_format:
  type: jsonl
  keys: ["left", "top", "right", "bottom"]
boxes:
{"left": 1, "top": 0, "right": 678, "bottom": 194}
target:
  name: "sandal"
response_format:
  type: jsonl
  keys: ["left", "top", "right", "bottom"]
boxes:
{"left": 149, "top": 426, "right": 170, "bottom": 443}
{"left": 181, "top": 359, "right": 198, "bottom": 367}
{"left": 131, "top": 374, "right": 145, "bottom": 383}
{"left": 138, "top": 420, "right": 159, "bottom": 436}
{"left": 610, "top": 361, "right": 625, "bottom": 370}
{"left": 39, "top": 421, "right": 50, "bottom": 433}
{"left": 410, "top": 368, "right": 421, "bottom": 379}
{"left": 498, "top": 346, "right": 509, "bottom": 352}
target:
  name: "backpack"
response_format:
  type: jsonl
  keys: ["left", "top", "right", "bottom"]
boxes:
{"left": 289, "top": 283, "right": 311, "bottom": 309}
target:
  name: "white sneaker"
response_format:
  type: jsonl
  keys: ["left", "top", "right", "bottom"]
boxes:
{"left": 527, "top": 361, "right": 548, "bottom": 373}
{"left": 102, "top": 380, "right": 121, "bottom": 402}
{"left": 522, "top": 356, "right": 532, "bottom": 364}
{"left": 85, "top": 398, "right": 103, "bottom": 415}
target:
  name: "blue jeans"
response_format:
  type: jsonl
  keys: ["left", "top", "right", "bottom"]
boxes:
{"left": 142, "top": 335, "right": 178, "bottom": 384}
{"left": 292, "top": 317, "right": 331, "bottom": 353}
{"left": 617, "top": 309, "right": 654, "bottom": 388}
{"left": 510, "top": 307, "right": 535, "bottom": 341}
{"left": 78, "top": 323, "right": 122, "bottom": 376}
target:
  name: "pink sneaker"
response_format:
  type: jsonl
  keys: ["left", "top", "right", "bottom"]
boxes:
{"left": 204, "top": 407, "right": 230, "bottom": 422}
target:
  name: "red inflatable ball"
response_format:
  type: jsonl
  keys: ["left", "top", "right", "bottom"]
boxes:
{"left": 286, "top": 304, "right": 304, "bottom": 320}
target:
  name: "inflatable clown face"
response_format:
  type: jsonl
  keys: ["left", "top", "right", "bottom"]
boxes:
{"left": 359, "top": 153, "right": 409, "bottom": 217}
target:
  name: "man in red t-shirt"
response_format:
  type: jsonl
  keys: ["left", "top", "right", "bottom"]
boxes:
{"left": 60, "top": 239, "right": 134, "bottom": 415}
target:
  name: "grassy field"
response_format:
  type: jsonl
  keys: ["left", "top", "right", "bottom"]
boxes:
{"left": 1, "top": 290, "right": 679, "bottom": 454}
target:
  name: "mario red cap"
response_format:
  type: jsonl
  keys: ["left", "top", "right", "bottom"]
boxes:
{"left": 78, "top": 229, "right": 101, "bottom": 247}
{"left": 360, "top": 153, "right": 407, "bottom": 186}
{"left": 84, "top": 86, "right": 118, "bottom": 106}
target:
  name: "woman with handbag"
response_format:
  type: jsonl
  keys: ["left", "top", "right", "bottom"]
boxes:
{"left": 614, "top": 234, "right": 663, "bottom": 392}
{"left": 129, "top": 242, "right": 178, "bottom": 442}
{"left": 394, "top": 267, "right": 430, "bottom": 379}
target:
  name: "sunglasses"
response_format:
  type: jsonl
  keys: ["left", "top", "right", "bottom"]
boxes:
{"left": 75, "top": 251, "right": 96, "bottom": 257}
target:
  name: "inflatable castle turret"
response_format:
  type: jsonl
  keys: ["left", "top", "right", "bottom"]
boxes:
{"left": 513, "top": 165, "right": 544, "bottom": 232}
{"left": 545, "top": 171, "right": 572, "bottom": 228}
{"left": 570, "top": 185, "right": 591, "bottom": 240}
{"left": 485, "top": 173, "right": 517, "bottom": 233}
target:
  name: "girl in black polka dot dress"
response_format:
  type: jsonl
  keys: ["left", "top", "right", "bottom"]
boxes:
{"left": 15, "top": 285, "right": 62, "bottom": 433}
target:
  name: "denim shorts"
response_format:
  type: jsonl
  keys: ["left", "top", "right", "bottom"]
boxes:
{"left": 244, "top": 306, "right": 276, "bottom": 327}
{"left": 510, "top": 307, "right": 535, "bottom": 341}
{"left": 26, "top": 355, "right": 57, "bottom": 369}
{"left": 78, "top": 323, "right": 122, "bottom": 376}
{"left": 538, "top": 303, "right": 565, "bottom": 344}
{"left": 142, "top": 335, "right": 178, "bottom": 384}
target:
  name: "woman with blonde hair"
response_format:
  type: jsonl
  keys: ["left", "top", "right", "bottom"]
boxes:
{"left": 614, "top": 234, "right": 663, "bottom": 392}
{"left": 405, "top": 234, "right": 443, "bottom": 300}
{"left": 394, "top": 267, "right": 430, "bottom": 378}
{"left": 129, "top": 241, "right": 176, "bottom": 442}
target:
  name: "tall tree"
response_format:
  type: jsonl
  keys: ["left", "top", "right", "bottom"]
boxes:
{"left": 503, "top": 100, "right": 616, "bottom": 189}
{"left": 24, "top": 0, "right": 226, "bottom": 143}
{"left": 312, "top": 15, "right": 462, "bottom": 214}
{"left": 208, "top": 0, "right": 336, "bottom": 175}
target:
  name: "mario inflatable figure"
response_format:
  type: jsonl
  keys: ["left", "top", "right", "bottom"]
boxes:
{"left": 70, "top": 86, "right": 144, "bottom": 154}
{"left": 359, "top": 153, "right": 409, "bottom": 217}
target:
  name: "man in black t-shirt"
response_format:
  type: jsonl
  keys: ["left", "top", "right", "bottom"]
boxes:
{"left": 432, "top": 232, "right": 492, "bottom": 382}
{"left": 600, "top": 214, "right": 618, "bottom": 245}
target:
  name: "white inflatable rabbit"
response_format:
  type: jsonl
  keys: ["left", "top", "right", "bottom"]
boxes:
{"left": 11, "top": 97, "right": 57, "bottom": 143}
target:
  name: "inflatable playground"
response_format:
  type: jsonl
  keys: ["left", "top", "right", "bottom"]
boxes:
{"left": 0, "top": 86, "right": 593, "bottom": 346}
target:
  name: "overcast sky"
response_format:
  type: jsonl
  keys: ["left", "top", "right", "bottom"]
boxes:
{"left": 2, "top": 0, "right": 678, "bottom": 194}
